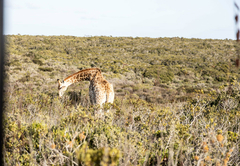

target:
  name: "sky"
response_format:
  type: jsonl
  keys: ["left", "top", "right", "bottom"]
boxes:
{"left": 4, "top": 0, "right": 237, "bottom": 39}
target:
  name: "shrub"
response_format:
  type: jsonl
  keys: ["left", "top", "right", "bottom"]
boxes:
{"left": 38, "top": 67, "right": 53, "bottom": 72}
{"left": 78, "top": 143, "right": 121, "bottom": 166}
{"left": 32, "top": 58, "right": 44, "bottom": 66}
{"left": 143, "top": 65, "right": 174, "bottom": 83}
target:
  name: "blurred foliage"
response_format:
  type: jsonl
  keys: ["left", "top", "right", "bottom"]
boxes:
{"left": 78, "top": 143, "right": 121, "bottom": 166}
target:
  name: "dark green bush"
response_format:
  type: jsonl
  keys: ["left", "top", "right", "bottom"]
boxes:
{"left": 38, "top": 67, "right": 53, "bottom": 72}
{"left": 32, "top": 58, "right": 44, "bottom": 66}
{"left": 144, "top": 65, "right": 174, "bottom": 83}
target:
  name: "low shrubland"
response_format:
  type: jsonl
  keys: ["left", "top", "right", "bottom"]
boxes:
{"left": 4, "top": 79, "right": 240, "bottom": 165}
{"left": 3, "top": 35, "right": 240, "bottom": 165}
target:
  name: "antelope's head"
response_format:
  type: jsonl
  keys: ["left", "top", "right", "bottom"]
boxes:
{"left": 57, "top": 79, "right": 68, "bottom": 98}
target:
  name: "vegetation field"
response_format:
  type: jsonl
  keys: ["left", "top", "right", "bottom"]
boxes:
{"left": 3, "top": 35, "right": 240, "bottom": 165}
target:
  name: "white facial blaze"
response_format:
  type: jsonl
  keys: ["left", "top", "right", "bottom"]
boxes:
{"left": 58, "top": 80, "right": 70, "bottom": 98}
{"left": 59, "top": 86, "right": 67, "bottom": 97}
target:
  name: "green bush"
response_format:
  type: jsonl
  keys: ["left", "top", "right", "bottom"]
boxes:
{"left": 32, "top": 58, "right": 44, "bottom": 66}
{"left": 143, "top": 65, "right": 174, "bottom": 83}
{"left": 78, "top": 143, "right": 121, "bottom": 166}
{"left": 38, "top": 67, "right": 53, "bottom": 72}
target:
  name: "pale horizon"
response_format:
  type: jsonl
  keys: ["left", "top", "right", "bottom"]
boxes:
{"left": 4, "top": 0, "right": 236, "bottom": 40}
